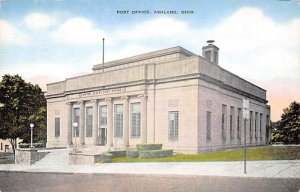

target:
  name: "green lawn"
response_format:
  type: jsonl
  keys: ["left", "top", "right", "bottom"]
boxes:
{"left": 0, "top": 152, "right": 14, "bottom": 164}
{"left": 111, "top": 146, "right": 300, "bottom": 163}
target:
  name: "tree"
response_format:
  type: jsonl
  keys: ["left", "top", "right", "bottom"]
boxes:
{"left": 0, "top": 74, "right": 46, "bottom": 156}
{"left": 271, "top": 101, "right": 300, "bottom": 144}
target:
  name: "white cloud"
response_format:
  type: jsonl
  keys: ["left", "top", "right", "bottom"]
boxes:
{"left": 107, "top": 45, "right": 153, "bottom": 61}
{"left": 202, "top": 7, "right": 300, "bottom": 82}
{"left": 83, "top": 45, "right": 153, "bottom": 67}
{"left": 0, "top": 20, "right": 29, "bottom": 46}
{"left": 53, "top": 17, "right": 109, "bottom": 44}
{"left": 0, "top": 61, "right": 92, "bottom": 91}
{"left": 24, "top": 13, "right": 57, "bottom": 30}
{"left": 118, "top": 17, "right": 188, "bottom": 40}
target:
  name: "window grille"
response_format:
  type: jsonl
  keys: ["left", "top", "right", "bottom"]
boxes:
{"left": 169, "top": 111, "right": 179, "bottom": 140}
{"left": 85, "top": 107, "right": 93, "bottom": 137}
{"left": 206, "top": 111, "right": 211, "bottom": 141}
{"left": 55, "top": 117, "right": 60, "bottom": 137}
{"left": 131, "top": 103, "right": 141, "bottom": 137}
{"left": 114, "top": 104, "right": 123, "bottom": 138}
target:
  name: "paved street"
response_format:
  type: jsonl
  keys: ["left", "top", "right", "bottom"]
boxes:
{"left": 0, "top": 171, "right": 300, "bottom": 192}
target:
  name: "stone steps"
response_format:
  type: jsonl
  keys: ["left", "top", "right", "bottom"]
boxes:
{"left": 34, "top": 149, "right": 71, "bottom": 167}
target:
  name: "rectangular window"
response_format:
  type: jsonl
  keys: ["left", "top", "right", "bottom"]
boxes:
{"left": 206, "top": 111, "right": 211, "bottom": 141}
{"left": 266, "top": 115, "right": 270, "bottom": 141}
{"left": 85, "top": 107, "right": 93, "bottom": 137}
{"left": 55, "top": 117, "right": 60, "bottom": 137}
{"left": 255, "top": 112, "right": 258, "bottom": 139}
{"left": 73, "top": 108, "right": 80, "bottom": 137}
{"left": 230, "top": 107, "right": 234, "bottom": 141}
{"left": 131, "top": 103, "right": 141, "bottom": 138}
{"left": 99, "top": 106, "right": 107, "bottom": 126}
{"left": 250, "top": 111, "right": 253, "bottom": 139}
{"left": 237, "top": 108, "right": 241, "bottom": 140}
{"left": 222, "top": 105, "right": 227, "bottom": 141}
{"left": 169, "top": 111, "right": 179, "bottom": 140}
{"left": 114, "top": 104, "right": 123, "bottom": 138}
{"left": 260, "top": 113, "right": 263, "bottom": 139}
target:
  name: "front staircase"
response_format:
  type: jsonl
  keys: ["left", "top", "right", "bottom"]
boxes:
{"left": 34, "top": 149, "right": 71, "bottom": 167}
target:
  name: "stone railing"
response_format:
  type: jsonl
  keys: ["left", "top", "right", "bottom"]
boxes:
{"left": 15, "top": 148, "right": 38, "bottom": 165}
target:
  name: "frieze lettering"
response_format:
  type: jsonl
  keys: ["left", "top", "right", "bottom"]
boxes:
{"left": 78, "top": 88, "right": 126, "bottom": 98}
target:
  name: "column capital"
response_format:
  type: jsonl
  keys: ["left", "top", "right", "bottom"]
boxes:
{"left": 121, "top": 96, "right": 129, "bottom": 100}
{"left": 66, "top": 102, "right": 73, "bottom": 106}
{"left": 78, "top": 100, "right": 85, "bottom": 105}
{"left": 138, "top": 94, "right": 147, "bottom": 99}
{"left": 91, "top": 99, "right": 98, "bottom": 103}
{"left": 105, "top": 97, "right": 112, "bottom": 102}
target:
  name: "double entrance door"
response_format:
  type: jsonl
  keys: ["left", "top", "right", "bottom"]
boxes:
{"left": 98, "top": 128, "right": 107, "bottom": 146}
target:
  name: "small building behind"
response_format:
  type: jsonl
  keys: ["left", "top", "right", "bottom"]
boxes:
{"left": 0, "top": 138, "right": 22, "bottom": 153}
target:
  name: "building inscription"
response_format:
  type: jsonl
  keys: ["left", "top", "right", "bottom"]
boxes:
{"left": 78, "top": 88, "right": 126, "bottom": 98}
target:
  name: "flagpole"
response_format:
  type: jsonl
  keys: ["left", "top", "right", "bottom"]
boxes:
{"left": 102, "top": 38, "right": 105, "bottom": 72}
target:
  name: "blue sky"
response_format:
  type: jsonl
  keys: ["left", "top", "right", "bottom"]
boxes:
{"left": 0, "top": 0, "right": 299, "bottom": 120}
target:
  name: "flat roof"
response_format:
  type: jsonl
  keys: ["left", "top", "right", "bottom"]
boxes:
{"left": 92, "top": 46, "right": 196, "bottom": 71}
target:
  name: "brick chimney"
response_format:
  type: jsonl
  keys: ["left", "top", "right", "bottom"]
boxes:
{"left": 202, "top": 40, "right": 219, "bottom": 65}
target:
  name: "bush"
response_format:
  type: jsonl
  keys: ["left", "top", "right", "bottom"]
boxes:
{"left": 126, "top": 150, "right": 139, "bottom": 158}
{"left": 136, "top": 144, "right": 162, "bottom": 151}
{"left": 139, "top": 150, "right": 173, "bottom": 159}
{"left": 19, "top": 143, "right": 30, "bottom": 148}
{"left": 18, "top": 143, "right": 45, "bottom": 148}
{"left": 35, "top": 143, "right": 45, "bottom": 148}
{"left": 109, "top": 150, "right": 126, "bottom": 158}
{"left": 101, "top": 152, "right": 113, "bottom": 163}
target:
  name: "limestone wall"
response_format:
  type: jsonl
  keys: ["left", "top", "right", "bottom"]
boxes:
{"left": 198, "top": 57, "right": 266, "bottom": 100}
{"left": 198, "top": 78, "right": 270, "bottom": 153}
{"left": 15, "top": 148, "right": 38, "bottom": 165}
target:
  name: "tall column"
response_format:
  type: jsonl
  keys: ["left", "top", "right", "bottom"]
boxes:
{"left": 105, "top": 98, "right": 113, "bottom": 147}
{"left": 66, "top": 102, "right": 73, "bottom": 145}
{"left": 122, "top": 96, "right": 129, "bottom": 148}
{"left": 79, "top": 101, "right": 85, "bottom": 146}
{"left": 139, "top": 94, "right": 147, "bottom": 144}
{"left": 92, "top": 100, "right": 98, "bottom": 145}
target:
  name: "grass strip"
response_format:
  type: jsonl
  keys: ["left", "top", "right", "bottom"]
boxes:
{"left": 111, "top": 146, "right": 300, "bottom": 163}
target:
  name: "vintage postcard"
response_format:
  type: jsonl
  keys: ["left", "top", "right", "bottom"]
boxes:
{"left": 0, "top": 0, "right": 299, "bottom": 191}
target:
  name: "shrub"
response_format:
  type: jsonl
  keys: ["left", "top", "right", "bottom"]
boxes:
{"left": 35, "top": 143, "right": 45, "bottom": 148}
{"left": 109, "top": 150, "right": 126, "bottom": 158}
{"left": 136, "top": 144, "right": 162, "bottom": 151}
{"left": 101, "top": 152, "right": 113, "bottom": 163}
{"left": 126, "top": 150, "right": 139, "bottom": 158}
{"left": 18, "top": 143, "right": 45, "bottom": 148}
{"left": 19, "top": 143, "right": 30, "bottom": 148}
{"left": 139, "top": 150, "right": 173, "bottom": 159}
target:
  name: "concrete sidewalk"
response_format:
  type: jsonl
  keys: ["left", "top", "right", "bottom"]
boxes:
{"left": 0, "top": 159, "right": 299, "bottom": 178}
{"left": 0, "top": 149, "right": 299, "bottom": 178}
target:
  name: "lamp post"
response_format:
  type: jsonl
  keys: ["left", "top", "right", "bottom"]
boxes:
{"left": 73, "top": 122, "right": 78, "bottom": 151}
{"left": 242, "top": 98, "right": 249, "bottom": 174}
{"left": 30, "top": 123, "right": 34, "bottom": 148}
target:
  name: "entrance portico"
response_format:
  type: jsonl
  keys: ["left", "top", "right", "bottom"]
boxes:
{"left": 65, "top": 94, "right": 147, "bottom": 150}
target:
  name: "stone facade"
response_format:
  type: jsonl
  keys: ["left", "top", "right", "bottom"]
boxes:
{"left": 46, "top": 43, "right": 270, "bottom": 154}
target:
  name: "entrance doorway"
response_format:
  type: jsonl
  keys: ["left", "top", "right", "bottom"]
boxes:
{"left": 98, "top": 128, "right": 107, "bottom": 146}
